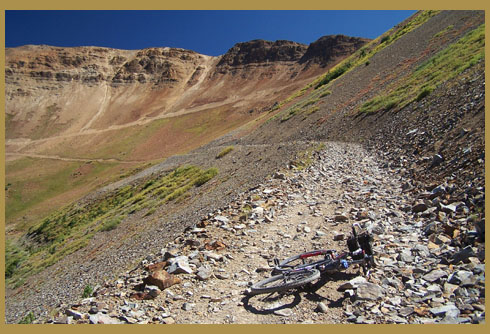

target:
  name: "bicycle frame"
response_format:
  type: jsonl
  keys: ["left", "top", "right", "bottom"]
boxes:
{"left": 248, "top": 223, "right": 375, "bottom": 296}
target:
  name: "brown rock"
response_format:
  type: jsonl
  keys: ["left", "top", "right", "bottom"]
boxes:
{"left": 414, "top": 306, "right": 429, "bottom": 316}
{"left": 197, "top": 220, "right": 210, "bottom": 228}
{"left": 130, "top": 292, "right": 149, "bottom": 300}
{"left": 204, "top": 240, "right": 227, "bottom": 251}
{"left": 145, "top": 261, "right": 168, "bottom": 272}
{"left": 334, "top": 214, "right": 348, "bottom": 222}
{"left": 143, "top": 270, "right": 181, "bottom": 290}
{"left": 412, "top": 202, "right": 428, "bottom": 213}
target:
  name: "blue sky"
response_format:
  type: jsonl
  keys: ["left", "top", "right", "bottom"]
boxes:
{"left": 6, "top": 10, "right": 417, "bottom": 56}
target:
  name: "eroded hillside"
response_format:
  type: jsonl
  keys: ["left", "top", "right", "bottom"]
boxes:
{"left": 5, "top": 35, "right": 368, "bottom": 231}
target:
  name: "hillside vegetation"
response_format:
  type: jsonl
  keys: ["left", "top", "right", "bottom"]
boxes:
{"left": 359, "top": 23, "right": 484, "bottom": 114}
{"left": 6, "top": 165, "right": 218, "bottom": 287}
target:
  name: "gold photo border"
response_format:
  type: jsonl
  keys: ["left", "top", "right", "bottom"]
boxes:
{"left": 1, "top": 2, "right": 488, "bottom": 334}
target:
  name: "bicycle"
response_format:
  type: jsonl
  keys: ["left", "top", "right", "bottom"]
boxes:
{"left": 247, "top": 223, "right": 375, "bottom": 296}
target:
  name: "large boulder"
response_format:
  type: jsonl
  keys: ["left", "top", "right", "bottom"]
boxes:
{"left": 143, "top": 269, "right": 181, "bottom": 290}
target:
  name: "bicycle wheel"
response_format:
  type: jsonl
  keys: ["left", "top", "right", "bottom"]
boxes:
{"left": 248, "top": 269, "right": 320, "bottom": 295}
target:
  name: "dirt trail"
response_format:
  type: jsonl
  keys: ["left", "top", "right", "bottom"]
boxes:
{"left": 153, "top": 142, "right": 394, "bottom": 324}
{"left": 39, "top": 142, "right": 403, "bottom": 324}
{"left": 42, "top": 139, "right": 483, "bottom": 325}
{"left": 5, "top": 152, "right": 144, "bottom": 164}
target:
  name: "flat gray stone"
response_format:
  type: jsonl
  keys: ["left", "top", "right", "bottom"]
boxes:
{"left": 274, "top": 309, "right": 293, "bottom": 317}
{"left": 430, "top": 304, "right": 460, "bottom": 318}
{"left": 167, "top": 257, "right": 193, "bottom": 274}
{"left": 215, "top": 216, "right": 230, "bottom": 224}
{"left": 422, "top": 269, "right": 447, "bottom": 282}
{"left": 448, "top": 270, "right": 476, "bottom": 286}
{"left": 399, "top": 306, "right": 414, "bottom": 317}
{"left": 182, "top": 303, "right": 195, "bottom": 311}
{"left": 356, "top": 283, "right": 384, "bottom": 300}
{"left": 66, "top": 309, "right": 84, "bottom": 320}
{"left": 398, "top": 251, "right": 414, "bottom": 263}
{"left": 196, "top": 266, "right": 213, "bottom": 281}
{"left": 338, "top": 276, "right": 368, "bottom": 291}
{"left": 390, "top": 315, "right": 408, "bottom": 324}
{"left": 89, "top": 313, "right": 124, "bottom": 324}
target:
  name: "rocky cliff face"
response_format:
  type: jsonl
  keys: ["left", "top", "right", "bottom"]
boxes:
{"left": 216, "top": 35, "right": 370, "bottom": 68}
{"left": 300, "top": 35, "right": 371, "bottom": 66}
{"left": 111, "top": 48, "right": 204, "bottom": 85}
{"left": 5, "top": 45, "right": 204, "bottom": 89}
{"left": 5, "top": 35, "right": 368, "bottom": 142}
{"left": 216, "top": 39, "right": 308, "bottom": 67}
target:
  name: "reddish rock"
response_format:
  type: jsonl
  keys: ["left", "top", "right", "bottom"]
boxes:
{"left": 204, "top": 240, "right": 227, "bottom": 251}
{"left": 143, "top": 270, "right": 181, "bottom": 290}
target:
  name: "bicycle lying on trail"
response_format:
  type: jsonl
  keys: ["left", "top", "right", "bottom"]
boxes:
{"left": 247, "top": 223, "right": 376, "bottom": 296}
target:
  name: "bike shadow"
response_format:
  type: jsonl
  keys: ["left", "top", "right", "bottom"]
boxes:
{"left": 242, "top": 291, "right": 302, "bottom": 315}
{"left": 302, "top": 271, "right": 359, "bottom": 307}
{"left": 242, "top": 271, "right": 360, "bottom": 314}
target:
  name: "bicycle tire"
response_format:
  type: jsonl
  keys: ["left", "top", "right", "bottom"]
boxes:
{"left": 248, "top": 269, "right": 320, "bottom": 295}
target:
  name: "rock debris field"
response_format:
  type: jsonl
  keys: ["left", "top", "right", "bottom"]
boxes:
{"left": 45, "top": 142, "right": 485, "bottom": 324}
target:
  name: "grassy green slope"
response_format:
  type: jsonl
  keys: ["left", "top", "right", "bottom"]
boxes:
{"left": 6, "top": 165, "right": 218, "bottom": 288}
{"left": 359, "top": 23, "right": 484, "bottom": 114}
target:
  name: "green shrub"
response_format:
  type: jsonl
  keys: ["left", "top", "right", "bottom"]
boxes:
{"left": 305, "top": 106, "right": 319, "bottom": 115}
{"left": 385, "top": 99, "right": 399, "bottom": 111}
{"left": 302, "top": 98, "right": 318, "bottom": 107}
{"left": 319, "top": 90, "right": 332, "bottom": 98}
{"left": 416, "top": 86, "right": 434, "bottom": 101}
{"left": 194, "top": 168, "right": 218, "bottom": 186}
{"left": 381, "top": 35, "right": 390, "bottom": 43}
{"left": 82, "top": 284, "right": 93, "bottom": 298}
{"left": 5, "top": 240, "right": 28, "bottom": 279}
{"left": 280, "top": 107, "right": 299, "bottom": 122}
{"left": 360, "top": 96, "right": 401, "bottom": 114}
{"left": 315, "top": 62, "right": 352, "bottom": 89}
{"left": 144, "top": 207, "right": 157, "bottom": 217}
{"left": 142, "top": 180, "right": 154, "bottom": 189}
{"left": 216, "top": 146, "right": 234, "bottom": 159}
{"left": 18, "top": 312, "right": 35, "bottom": 324}
{"left": 99, "top": 217, "right": 122, "bottom": 231}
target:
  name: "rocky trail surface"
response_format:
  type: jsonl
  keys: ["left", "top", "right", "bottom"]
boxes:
{"left": 41, "top": 142, "right": 485, "bottom": 324}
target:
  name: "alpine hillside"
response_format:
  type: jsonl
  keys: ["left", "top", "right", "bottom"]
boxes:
{"left": 4, "top": 10, "right": 485, "bottom": 324}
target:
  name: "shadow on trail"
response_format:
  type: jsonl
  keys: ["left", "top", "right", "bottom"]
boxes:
{"left": 302, "top": 271, "right": 358, "bottom": 307}
{"left": 242, "top": 271, "right": 359, "bottom": 314}
{"left": 242, "top": 292, "right": 301, "bottom": 315}
{"left": 308, "top": 271, "right": 359, "bottom": 293}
